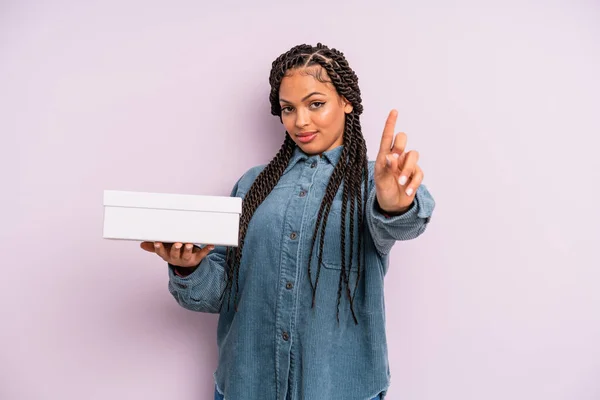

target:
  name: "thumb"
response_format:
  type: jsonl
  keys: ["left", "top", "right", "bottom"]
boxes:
{"left": 140, "top": 241, "right": 156, "bottom": 253}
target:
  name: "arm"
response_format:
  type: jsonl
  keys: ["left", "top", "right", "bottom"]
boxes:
{"left": 166, "top": 177, "right": 243, "bottom": 313}
{"left": 367, "top": 109, "right": 436, "bottom": 255}
{"left": 167, "top": 245, "right": 228, "bottom": 313}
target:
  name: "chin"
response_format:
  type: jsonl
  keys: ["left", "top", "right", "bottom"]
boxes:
{"left": 295, "top": 141, "right": 326, "bottom": 155}
{"left": 294, "top": 136, "right": 336, "bottom": 153}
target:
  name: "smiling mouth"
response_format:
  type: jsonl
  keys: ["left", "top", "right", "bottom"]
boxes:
{"left": 297, "top": 131, "right": 317, "bottom": 136}
{"left": 296, "top": 132, "right": 318, "bottom": 143}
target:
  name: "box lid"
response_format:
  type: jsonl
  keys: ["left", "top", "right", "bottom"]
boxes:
{"left": 103, "top": 190, "right": 242, "bottom": 214}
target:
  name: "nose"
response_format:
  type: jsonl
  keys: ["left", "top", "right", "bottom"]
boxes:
{"left": 295, "top": 108, "right": 310, "bottom": 129}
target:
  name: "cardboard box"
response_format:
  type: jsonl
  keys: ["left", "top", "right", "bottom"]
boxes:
{"left": 103, "top": 190, "right": 242, "bottom": 247}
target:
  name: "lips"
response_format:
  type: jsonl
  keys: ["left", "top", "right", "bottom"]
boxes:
{"left": 297, "top": 131, "right": 317, "bottom": 137}
{"left": 296, "top": 131, "right": 317, "bottom": 144}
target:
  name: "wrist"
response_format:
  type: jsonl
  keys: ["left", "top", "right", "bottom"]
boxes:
{"left": 170, "top": 264, "right": 199, "bottom": 277}
{"left": 377, "top": 200, "right": 412, "bottom": 218}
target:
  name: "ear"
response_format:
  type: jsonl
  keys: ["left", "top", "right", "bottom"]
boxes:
{"left": 342, "top": 97, "right": 353, "bottom": 114}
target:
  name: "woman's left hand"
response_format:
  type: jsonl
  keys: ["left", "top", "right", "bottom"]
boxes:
{"left": 373, "top": 109, "right": 424, "bottom": 215}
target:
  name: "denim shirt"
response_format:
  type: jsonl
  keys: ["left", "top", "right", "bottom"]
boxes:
{"left": 167, "top": 145, "right": 435, "bottom": 400}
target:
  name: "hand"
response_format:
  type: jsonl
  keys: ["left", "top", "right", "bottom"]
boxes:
{"left": 374, "top": 109, "right": 425, "bottom": 214}
{"left": 140, "top": 241, "right": 215, "bottom": 268}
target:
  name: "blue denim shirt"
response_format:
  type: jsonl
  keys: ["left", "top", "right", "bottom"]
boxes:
{"left": 167, "top": 145, "right": 435, "bottom": 400}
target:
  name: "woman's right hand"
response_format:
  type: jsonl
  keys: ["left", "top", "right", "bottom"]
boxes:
{"left": 140, "top": 241, "right": 215, "bottom": 268}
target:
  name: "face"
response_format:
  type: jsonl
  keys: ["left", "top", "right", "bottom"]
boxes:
{"left": 278, "top": 66, "right": 353, "bottom": 155}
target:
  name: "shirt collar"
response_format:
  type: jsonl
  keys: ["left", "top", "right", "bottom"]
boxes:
{"left": 287, "top": 144, "right": 345, "bottom": 170}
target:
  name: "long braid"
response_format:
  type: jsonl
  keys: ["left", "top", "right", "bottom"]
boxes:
{"left": 341, "top": 114, "right": 359, "bottom": 320}
{"left": 337, "top": 126, "right": 352, "bottom": 323}
{"left": 225, "top": 43, "right": 369, "bottom": 324}
{"left": 355, "top": 136, "right": 370, "bottom": 304}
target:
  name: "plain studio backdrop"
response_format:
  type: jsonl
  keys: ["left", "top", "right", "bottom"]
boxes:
{"left": 1, "top": 0, "right": 599, "bottom": 399}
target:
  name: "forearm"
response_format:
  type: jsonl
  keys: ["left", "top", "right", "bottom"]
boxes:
{"left": 366, "top": 184, "right": 435, "bottom": 255}
{"left": 168, "top": 248, "right": 228, "bottom": 313}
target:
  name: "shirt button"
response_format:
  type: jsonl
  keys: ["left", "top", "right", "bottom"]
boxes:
{"left": 286, "top": 282, "right": 294, "bottom": 290}
{"left": 310, "top": 161, "right": 317, "bottom": 168}
{"left": 282, "top": 331, "right": 290, "bottom": 341}
{"left": 299, "top": 190, "right": 306, "bottom": 197}
{"left": 290, "top": 232, "right": 297, "bottom": 240}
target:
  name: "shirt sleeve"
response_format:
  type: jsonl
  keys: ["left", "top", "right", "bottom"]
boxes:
{"left": 166, "top": 177, "right": 243, "bottom": 314}
{"left": 365, "top": 164, "right": 436, "bottom": 255}
{"left": 167, "top": 245, "right": 229, "bottom": 314}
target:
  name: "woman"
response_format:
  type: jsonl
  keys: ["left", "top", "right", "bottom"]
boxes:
{"left": 141, "top": 43, "right": 435, "bottom": 400}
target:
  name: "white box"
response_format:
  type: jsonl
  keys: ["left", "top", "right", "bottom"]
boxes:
{"left": 103, "top": 190, "right": 242, "bottom": 247}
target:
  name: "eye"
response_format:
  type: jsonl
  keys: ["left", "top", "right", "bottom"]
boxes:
{"left": 310, "top": 102, "right": 325, "bottom": 109}
{"left": 281, "top": 106, "right": 294, "bottom": 114}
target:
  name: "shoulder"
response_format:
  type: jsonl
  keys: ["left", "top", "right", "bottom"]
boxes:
{"left": 232, "top": 164, "right": 267, "bottom": 198}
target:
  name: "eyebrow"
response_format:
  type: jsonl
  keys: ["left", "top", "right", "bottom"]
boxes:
{"left": 279, "top": 91, "right": 326, "bottom": 104}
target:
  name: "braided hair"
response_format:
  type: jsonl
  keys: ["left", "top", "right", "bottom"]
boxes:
{"left": 223, "top": 43, "right": 369, "bottom": 324}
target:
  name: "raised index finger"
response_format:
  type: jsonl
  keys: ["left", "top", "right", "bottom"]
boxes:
{"left": 379, "top": 109, "right": 398, "bottom": 154}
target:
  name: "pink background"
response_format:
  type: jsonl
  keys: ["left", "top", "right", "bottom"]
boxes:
{"left": 2, "top": 1, "right": 599, "bottom": 399}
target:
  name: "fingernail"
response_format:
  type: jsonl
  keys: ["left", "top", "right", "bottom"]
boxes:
{"left": 406, "top": 188, "right": 414, "bottom": 196}
{"left": 175, "top": 243, "right": 182, "bottom": 249}
{"left": 154, "top": 243, "right": 160, "bottom": 248}
{"left": 208, "top": 245, "right": 215, "bottom": 251}
{"left": 185, "top": 244, "right": 193, "bottom": 250}
{"left": 399, "top": 176, "right": 407, "bottom": 185}
{"left": 392, "top": 153, "right": 400, "bottom": 159}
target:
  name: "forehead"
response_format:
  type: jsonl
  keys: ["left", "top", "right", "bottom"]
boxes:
{"left": 279, "top": 67, "right": 337, "bottom": 101}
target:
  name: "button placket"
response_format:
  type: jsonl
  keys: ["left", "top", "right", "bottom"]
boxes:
{"left": 275, "top": 155, "right": 319, "bottom": 396}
